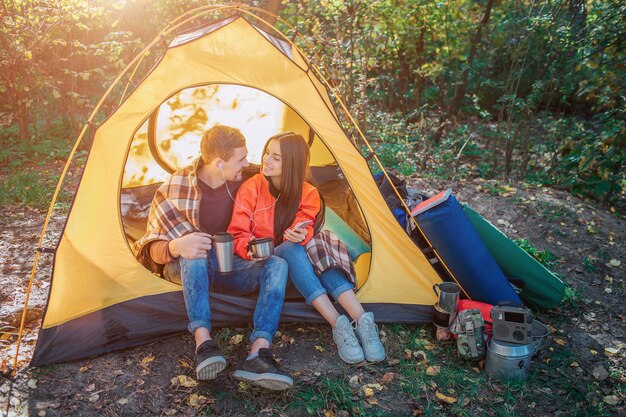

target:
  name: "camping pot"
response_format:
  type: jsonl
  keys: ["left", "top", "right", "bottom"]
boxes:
{"left": 213, "top": 232, "right": 234, "bottom": 273}
{"left": 531, "top": 320, "right": 549, "bottom": 356}
{"left": 485, "top": 339, "right": 534, "bottom": 381}
{"left": 249, "top": 237, "right": 274, "bottom": 259}
{"left": 432, "top": 282, "right": 461, "bottom": 314}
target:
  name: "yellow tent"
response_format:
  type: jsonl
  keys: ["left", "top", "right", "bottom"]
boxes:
{"left": 31, "top": 8, "right": 446, "bottom": 365}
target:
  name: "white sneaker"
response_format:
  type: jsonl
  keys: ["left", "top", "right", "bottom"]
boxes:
{"left": 332, "top": 315, "right": 364, "bottom": 364}
{"left": 355, "top": 312, "right": 386, "bottom": 362}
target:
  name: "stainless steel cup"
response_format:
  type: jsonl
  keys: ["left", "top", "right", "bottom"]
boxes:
{"left": 213, "top": 232, "right": 234, "bottom": 273}
{"left": 432, "top": 282, "right": 461, "bottom": 314}
{"left": 249, "top": 237, "right": 274, "bottom": 259}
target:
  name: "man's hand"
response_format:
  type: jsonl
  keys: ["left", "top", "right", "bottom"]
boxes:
{"left": 283, "top": 227, "right": 307, "bottom": 243}
{"left": 169, "top": 232, "right": 212, "bottom": 259}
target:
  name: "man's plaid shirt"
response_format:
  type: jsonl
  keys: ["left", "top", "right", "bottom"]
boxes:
{"left": 133, "top": 157, "right": 204, "bottom": 272}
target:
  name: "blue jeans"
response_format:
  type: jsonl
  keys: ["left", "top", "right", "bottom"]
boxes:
{"left": 163, "top": 250, "right": 288, "bottom": 344}
{"left": 275, "top": 242, "right": 353, "bottom": 304}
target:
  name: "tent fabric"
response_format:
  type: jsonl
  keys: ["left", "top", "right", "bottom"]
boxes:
{"left": 415, "top": 195, "right": 522, "bottom": 306}
{"left": 32, "top": 291, "right": 433, "bottom": 366}
{"left": 461, "top": 204, "right": 566, "bottom": 308}
{"left": 33, "top": 16, "right": 442, "bottom": 365}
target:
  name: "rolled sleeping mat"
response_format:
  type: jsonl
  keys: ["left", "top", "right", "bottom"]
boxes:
{"left": 415, "top": 195, "right": 522, "bottom": 306}
{"left": 461, "top": 204, "right": 565, "bottom": 308}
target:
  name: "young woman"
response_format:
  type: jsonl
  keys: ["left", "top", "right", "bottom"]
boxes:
{"left": 227, "top": 132, "right": 385, "bottom": 364}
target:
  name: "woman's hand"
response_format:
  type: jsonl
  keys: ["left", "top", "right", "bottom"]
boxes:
{"left": 284, "top": 227, "right": 307, "bottom": 243}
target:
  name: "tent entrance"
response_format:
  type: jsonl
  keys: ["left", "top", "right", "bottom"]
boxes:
{"left": 120, "top": 83, "right": 372, "bottom": 287}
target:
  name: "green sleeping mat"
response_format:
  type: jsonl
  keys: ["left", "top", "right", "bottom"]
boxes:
{"left": 462, "top": 204, "right": 566, "bottom": 308}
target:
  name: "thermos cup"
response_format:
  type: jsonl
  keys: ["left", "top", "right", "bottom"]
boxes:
{"left": 213, "top": 232, "right": 234, "bottom": 273}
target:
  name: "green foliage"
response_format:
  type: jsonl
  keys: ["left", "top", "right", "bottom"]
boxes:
{"left": 514, "top": 239, "right": 558, "bottom": 269}
{"left": 0, "top": 0, "right": 624, "bottom": 210}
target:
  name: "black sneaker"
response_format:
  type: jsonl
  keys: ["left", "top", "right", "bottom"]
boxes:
{"left": 195, "top": 340, "right": 227, "bottom": 380}
{"left": 233, "top": 348, "right": 293, "bottom": 390}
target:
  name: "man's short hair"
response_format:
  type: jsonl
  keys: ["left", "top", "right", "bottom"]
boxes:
{"left": 200, "top": 125, "right": 246, "bottom": 164}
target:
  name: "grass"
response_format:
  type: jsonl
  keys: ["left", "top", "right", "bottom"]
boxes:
{"left": 514, "top": 239, "right": 559, "bottom": 269}
{"left": 0, "top": 126, "right": 82, "bottom": 210}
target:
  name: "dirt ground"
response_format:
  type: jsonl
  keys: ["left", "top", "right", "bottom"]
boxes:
{"left": 1, "top": 176, "right": 625, "bottom": 416}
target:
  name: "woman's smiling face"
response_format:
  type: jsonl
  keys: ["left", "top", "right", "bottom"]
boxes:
{"left": 261, "top": 139, "right": 282, "bottom": 178}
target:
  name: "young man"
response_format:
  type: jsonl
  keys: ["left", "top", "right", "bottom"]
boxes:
{"left": 134, "top": 125, "right": 293, "bottom": 390}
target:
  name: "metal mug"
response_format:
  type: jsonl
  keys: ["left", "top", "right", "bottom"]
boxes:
{"left": 432, "top": 282, "right": 461, "bottom": 314}
{"left": 213, "top": 232, "right": 234, "bottom": 273}
{"left": 249, "top": 237, "right": 274, "bottom": 259}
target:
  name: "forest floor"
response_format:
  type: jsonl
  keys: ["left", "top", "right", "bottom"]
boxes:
{"left": 0, "top": 172, "right": 625, "bottom": 416}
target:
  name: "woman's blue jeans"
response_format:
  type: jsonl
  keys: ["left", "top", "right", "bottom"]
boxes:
{"left": 163, "top": 250, "right": 288, "bottom": 344}
{"left": 275, "top": 242, "right": 353, "bottom": 304}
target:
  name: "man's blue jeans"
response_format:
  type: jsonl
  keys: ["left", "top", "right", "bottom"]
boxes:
{"left": 163, "top": 250, "right": 288, "bottom": 344}
{"left": 275, "top": 242, "right": 353, "bottom": 304}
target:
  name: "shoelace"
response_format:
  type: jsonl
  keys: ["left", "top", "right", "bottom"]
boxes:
{"left": 359, "top": 319, "right": 380, "bottom": 343}
{"left": 338, "top": 321, "right": 358, "bottom": 346}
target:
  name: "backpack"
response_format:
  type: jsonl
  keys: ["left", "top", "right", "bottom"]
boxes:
{"left": 450, "top": 309, "right": 487, "bottom": 360}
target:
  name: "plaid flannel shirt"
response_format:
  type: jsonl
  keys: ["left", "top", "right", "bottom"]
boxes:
{"left": 133, "top": 157, "right": 203, "bottom": 273}
{"left": 305, "top": 230, "right": 356, "bottom": 285}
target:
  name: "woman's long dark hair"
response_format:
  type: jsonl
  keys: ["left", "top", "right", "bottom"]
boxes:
{"left": 262, "top": 132, "right": 311, "bottom": 241}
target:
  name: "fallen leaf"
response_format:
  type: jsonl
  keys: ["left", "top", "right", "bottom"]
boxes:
{"left": 462, "top": 397, "right": 470, "bottom": 406}
{"left": 412, "top": 405, "right": 424, "bottom": 416}
{"left": 435, "top": 391, "right": 457, "bottom": 404}
{"left": 387, "top": 359, "right": 400, "bottom": 366}
{"left": 79, "top": 366, "right": 89, "bottom": 373}
{"left": 607, "top": 259, "right": 621, "bottom": 267}
{"left": 88, "top": 394, "right": 99, "bottom": 403}
{"left": 554, "top": 338, "right": 566, "bottom": 346}
{"left": 426, "top": 366, "right": 440, "bottom": 376}
{"left": 423, "top": 341, "right": 437, "bottom": 350}
{"left": 366, "top": 383, "right": 384, "bottom": 391}
{"left": 315, "top": 345, "right": 325, "bottom": 352}
{"left": 323, "top": 410, "right": 337, "bottom": 417}
{"left": 229, "top": 334, "right": 244, "bottom": 345}
{"left": 140, "top": 355, "right": 155, "bottom": 366}
{"left": 349, "top": 375, "right": 360, "bottom": 387}
{"left": 363, "top": 387, "right": 374, "bottom": 397}
{"left": 590, "top": 349, "right": 598, "bottom": 355}
{"left": 117, "top": 398, "right": 129, "bottom": 405}
{"left": 414, "top": 350, "right": 427, "bottom": 362}
{"left": 604, "top": 287, "right": 613, "bottom": 294}
{"left": 592, "top": 365, "right": 609, "bottom": 381}
{"left": 86, "top": 384, "right": 95, "bottom": 392}
{"left": 570, "top": 362, "right": 579, "bottom": 368}
{"left": 605, "top": 347, "right": 620, "bottom": 355}
{"left": 366, "top": 397, "right": 379, "bottom": 405}
{"left": 164, "top": 409, "right": 177, "bottom": 416}
{"left": 178, "top": 357, "right": 193, "bottom": 370}
{"left": 27, "top": 379, "right": 37, "bottom": 389}
{"left": 188, "top": 394, "right": 207, "bottom": 408}
{"left": 171, "top": 375, "right": 198, "bottom": 388}
{"left": 603, "top": 395, "right": 620, "bottom": 405}
{"left": 381, "top": 372, "right": 395, "bottom": 384}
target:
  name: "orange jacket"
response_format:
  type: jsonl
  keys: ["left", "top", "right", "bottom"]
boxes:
{"left": 227, "top": 174, "right": 320, "bottom": 260}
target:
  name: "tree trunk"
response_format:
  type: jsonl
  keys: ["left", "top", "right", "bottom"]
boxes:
{"left": 19, "top": 99, "right": 29, "bottom": 141}
{"left": 258, "top": 0, "right": 282, "bottom": 32}
{"left": 414, "top": 27, "right": 426, "bottom": 109}
{"left": 447, "top": 0, "right": 495, "bottom": 119}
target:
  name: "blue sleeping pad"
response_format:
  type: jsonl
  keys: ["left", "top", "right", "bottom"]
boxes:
{"left": 415, "top": 195, "right": 522, "bottom": 305}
